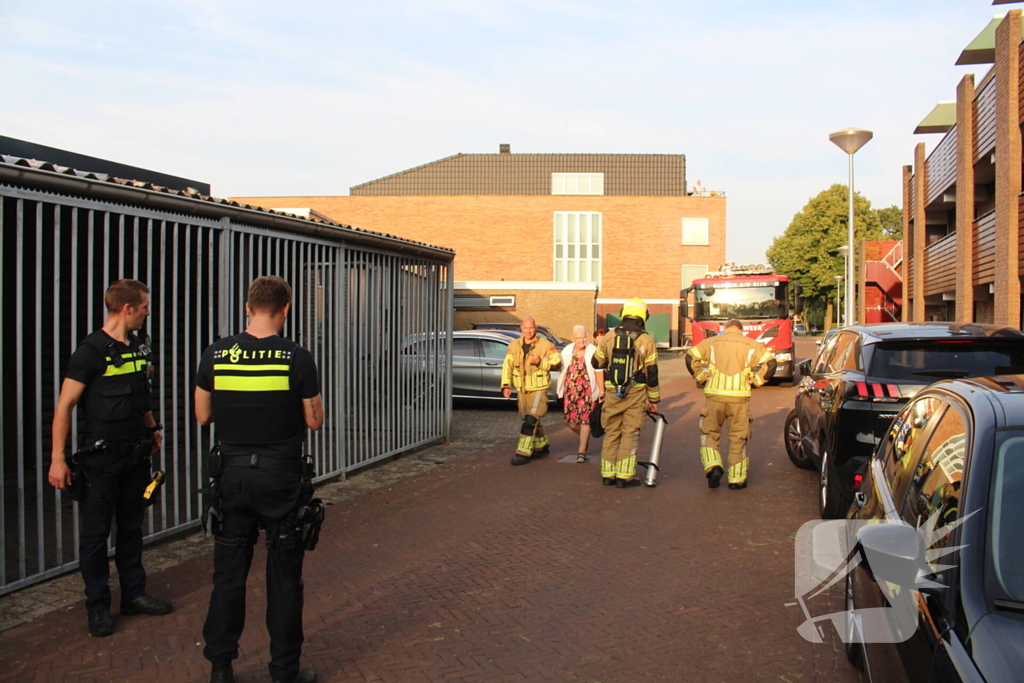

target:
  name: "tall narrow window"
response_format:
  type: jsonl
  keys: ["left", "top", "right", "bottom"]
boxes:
{"left": 554, "top": 212, "right": 602, "bottom": 284}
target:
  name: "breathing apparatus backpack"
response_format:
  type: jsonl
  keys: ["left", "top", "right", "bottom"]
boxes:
{"left": 609, "top": 329, "right": 641, "bottom": 397}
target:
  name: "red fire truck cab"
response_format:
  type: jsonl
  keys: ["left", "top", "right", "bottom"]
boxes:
{"left": 681, "top": 263, "right": 795, "bottom": 385}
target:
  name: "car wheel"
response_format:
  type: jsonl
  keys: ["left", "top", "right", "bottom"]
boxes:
{"left": 784, "top": 409, "right": 813, "bottom": 470}
{"left": 844, "top": 570, "right": 864, "bottom": 669}
{"left": 819, "top": 442, "right": 849, "bottom": 519}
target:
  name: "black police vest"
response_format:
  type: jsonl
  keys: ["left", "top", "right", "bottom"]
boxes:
{"left": 209, "top": 335, "right": 304, "bottom": 452}
{"left": 79, "top": 332, "right": 152, "bottom": 439}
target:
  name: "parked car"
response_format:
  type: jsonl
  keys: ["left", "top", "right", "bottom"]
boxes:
{"left": 793, "top": 323, "right": 808, "bottom": 336}
{"left": 843, "top": 375, "right": 1024, "bottom": 681}
{"left": 784, "top": 322, "right": 1024, "bottom": 518}
{"left": 470, "top": 322, "right": 568, "bottom": 349}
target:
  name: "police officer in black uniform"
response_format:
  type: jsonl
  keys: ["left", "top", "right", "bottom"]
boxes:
{"left": 195, "top": 276, "right": 323, "bottom": 683}
{"left": 48, "top": 279, "right": 172, "bottom": 638}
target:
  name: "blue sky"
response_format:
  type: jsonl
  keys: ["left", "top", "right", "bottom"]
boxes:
{"left": 1, "top": 0, "right": 1005, "bottom": 264}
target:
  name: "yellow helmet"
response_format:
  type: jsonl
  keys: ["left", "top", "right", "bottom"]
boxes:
{"left": 621, "top": 297, "right": 648, "bottom": 321}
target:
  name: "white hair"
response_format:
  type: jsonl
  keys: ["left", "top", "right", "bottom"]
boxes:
{"left": 572, "top": 324, "right": 587, "bottom": 337}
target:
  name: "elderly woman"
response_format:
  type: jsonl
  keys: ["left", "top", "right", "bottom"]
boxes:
{"left": 556, "top": 325, "right": 604, "bottom": 462}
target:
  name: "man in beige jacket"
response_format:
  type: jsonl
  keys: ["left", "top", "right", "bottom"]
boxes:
{"left": 501, "top": 317, "right": 561, "bottom": 465}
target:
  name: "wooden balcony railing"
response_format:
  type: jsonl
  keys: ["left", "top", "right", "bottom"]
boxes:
{"left": 973, "top": 209, "right": 996, "bottom": 285}
{"left": 923, "top": 231, "right": 957, "bottom": 296}
{"left": 926, "top": 126, "right": 957, "bottom": 206}
{"left": 975, "top": 74, "right": 996, "bottom": 163}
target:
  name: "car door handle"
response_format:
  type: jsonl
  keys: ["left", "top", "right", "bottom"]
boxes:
{"left": 484, "top": 361, "right": 501, "bottom": 366}
{"left": 855, "top": 492, "right": 867, "bottom": 509}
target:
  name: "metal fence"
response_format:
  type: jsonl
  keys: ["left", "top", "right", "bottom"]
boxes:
{"left": 0, "top": 168, "right": 454, "bottom": 595}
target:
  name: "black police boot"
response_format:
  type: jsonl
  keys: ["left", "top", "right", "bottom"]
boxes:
{"left": 121, "top": 594, "right": 172, "bottom": 616}
{"left": 707, "top": 466, "right": 724, "bottom": 489}
{"left": 510, "top": 454, "right": 531, "bottom": 466}
{"left": 615, "top": 478, "right": 643, "bottom": 489}
{"left": 209, "top": 665, "right": 234, "bottom": 683}
{"left": 88, "top": 609, "right": 114, "bottom": 637}
{"left": 271, "top": 670, "right": 317, "bottom": 683}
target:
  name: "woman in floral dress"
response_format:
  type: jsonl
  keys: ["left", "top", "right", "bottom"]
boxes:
{"left": 556, "top": 325, "right": 604, "bottom": 462}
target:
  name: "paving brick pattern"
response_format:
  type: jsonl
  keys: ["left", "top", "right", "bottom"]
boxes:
{"left": 0, "top": 349, "right": 862, "bottom": 682}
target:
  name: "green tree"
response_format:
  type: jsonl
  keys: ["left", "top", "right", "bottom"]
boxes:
{"left": 875, "top": 205, "right": 903, "bottom": 238}
{"left": 767, "top": 184, "right": 891, "bottom": 301}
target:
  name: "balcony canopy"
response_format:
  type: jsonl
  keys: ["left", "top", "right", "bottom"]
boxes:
{"left": 915, "top": 102, "right": 956, "bottom": 134}
{"left": 955, "top": 15, "right": 1024, "bottom": 64}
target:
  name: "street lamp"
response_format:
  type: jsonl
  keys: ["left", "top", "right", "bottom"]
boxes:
{"left": 837, "top": 244, "right": 849, "bottom": 324}
{"left": 829, "top": 128, "right": 873, "bottom": 326}
{"left": 834, "top": 275, "right": 844, "bottom": 328}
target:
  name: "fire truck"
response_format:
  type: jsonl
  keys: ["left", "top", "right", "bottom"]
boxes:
{"left": 681, "top": 263, "right": 796, "bottom": 385}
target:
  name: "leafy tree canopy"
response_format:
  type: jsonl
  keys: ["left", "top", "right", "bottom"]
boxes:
{"left": 766, "top": 184, "right": 902, "bottom": 299}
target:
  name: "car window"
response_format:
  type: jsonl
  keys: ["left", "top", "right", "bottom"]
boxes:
{"left": 869, "top": 340, "right": 1024, "bottom": 381}
{"left": 812, "top": 334, "right": 841, "bottom": 374}
{"left": 453, "top": 338, "right": 478, "bottom": 357}
{"left": 990, "top": 431, "right": 1024, "bottom": 603}
{"left": 900, "top": 403, "right": 967, "bottom": 561}
{"left": 882, "top": 396, "right": 948, "bottom": 507}
{"left": 481, "top": 340, "right": 508, "bottom": 360}
{"left": 826, "top": 332, "right": 857, "bottom": 373}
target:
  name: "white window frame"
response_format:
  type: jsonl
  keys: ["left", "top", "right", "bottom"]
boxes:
{"left": 551, "top": 173, "right": 605, "bottom": 195}
{"left": 682, "top": 217, "right": 710, "bottom": 245}
{"left": 682, "top": 264, "right": 708, "bottom": 290}
{"left": 553, "top": 211, "right": 602, "bottom": 285}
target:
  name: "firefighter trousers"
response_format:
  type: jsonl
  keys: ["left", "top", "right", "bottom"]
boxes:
{"left": 699, "top": 397, "right": 752, "bottom": 484}
{"left": 516, "top": 390, "right": 549, "bottom": 457}
{"left": 600, "top": 385, "right": 647, "bottom": 480}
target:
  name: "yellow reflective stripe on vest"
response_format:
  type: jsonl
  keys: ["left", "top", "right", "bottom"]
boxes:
{"left": 213, "top": 375, "right": 290, "bottom": 392}
{"left": 213, "top": 364, "right": 291, "bottom": 372}
{"left": 103, "top": 359, "right": 147, "bottom": 377}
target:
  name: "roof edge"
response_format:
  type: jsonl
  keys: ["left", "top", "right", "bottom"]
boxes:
{"left": 0, "top": 157, "right": 454, "bottom": 261}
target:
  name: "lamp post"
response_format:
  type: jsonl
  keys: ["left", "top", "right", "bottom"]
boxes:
{"left": 829, "top": 128, "right": 873, "bottom": 326}
{"left": 834, "top": 275, "right": 844, "bottom": 328}
{"left": 837, "top": 245, "right": 849, "bottom": 324}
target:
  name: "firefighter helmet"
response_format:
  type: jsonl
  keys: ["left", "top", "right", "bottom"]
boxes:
{"left": 621, "top": 298, "right": 649, "bottom": 321}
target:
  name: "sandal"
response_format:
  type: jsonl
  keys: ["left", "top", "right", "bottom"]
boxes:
{"left": 576, "top": 453, "right": 588, "bottom": 463}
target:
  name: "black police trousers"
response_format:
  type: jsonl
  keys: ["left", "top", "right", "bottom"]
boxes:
{"left": 203, "top": 467, "right": 306, "bottom": 681}
{"left": 79, "top": 441, "right": 152, "bottom": 613}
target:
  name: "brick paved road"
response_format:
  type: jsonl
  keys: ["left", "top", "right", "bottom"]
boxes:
{"left": 0, "top": 347, "right": 862, "bottom": 682}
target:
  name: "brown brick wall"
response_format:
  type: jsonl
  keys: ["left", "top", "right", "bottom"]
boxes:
{"left": 902, "top": 164, "right": 912, "bottom": 322}
{"left": 230, "top": 194, "right": 726, "bottom": 304}
{"left": 994, "top": 11, "right": 1022, "bottom": 327}
{"left": 956, "top": 74, "right": 977, "bottom": 322}
{"left": 453, "top": 288, "right": 596, "bottom": 342}
{"left": 912, "top": 143, "right": 927, "bottom": 321}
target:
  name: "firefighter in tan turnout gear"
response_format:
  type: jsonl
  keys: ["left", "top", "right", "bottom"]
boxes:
{"left": 591, "top": 298, "right": 661, "bottom": 488}
{"left": 501, "top": 317, "right": 561, "bottom": 465}
{"left": 688, "top": 318, "right": 774, "bottom": 489}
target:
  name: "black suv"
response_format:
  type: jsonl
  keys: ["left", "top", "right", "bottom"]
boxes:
{"left": 842, "top": 375, "right": 1024, "bottom": 680}
{"left": 785, "top": 322, "right": 1024, "bottom": 518}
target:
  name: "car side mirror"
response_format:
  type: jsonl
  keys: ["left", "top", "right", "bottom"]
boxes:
{"left": 798, "top": 359, "right": 812, "bottom": 376}
{"left": 854, "top": 523, "right": 944, "bottom": 596}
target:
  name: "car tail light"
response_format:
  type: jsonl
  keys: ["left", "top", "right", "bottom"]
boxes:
{"left": 853, "top": 473, "right": 864, "bottom": 489}
{"left": 852, "top": 381, "right": 901, "bottom": 402}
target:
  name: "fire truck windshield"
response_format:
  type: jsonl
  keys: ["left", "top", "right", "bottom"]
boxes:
{"left": 694, "top": 284, "right": 788, "bottom": 320}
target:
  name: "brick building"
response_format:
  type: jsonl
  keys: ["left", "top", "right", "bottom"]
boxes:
{"left": 234, "top": 145, "right": 726, "bottom": 345}
{"left": 903, "top": 7, "right": 1024, "bottom": 326}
